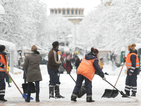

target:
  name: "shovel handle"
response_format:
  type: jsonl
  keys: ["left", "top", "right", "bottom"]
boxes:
{"left": 105, "top": 80, "right": 120, "bottom": 92}
{"left": 61, "top": 64, "right": 76, "bottom": 83}
{"left": 7, "top": 72, "right": 23, "bottom": 95}
{"left": 114, "top": 62, "right": 125, "bottom": 87}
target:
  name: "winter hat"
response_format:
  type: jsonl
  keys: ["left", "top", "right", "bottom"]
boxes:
{"left": 0, "top": 45, "right": 5, "bottom": 52}
{"left": 52, "top": 41, "right": 59, "bottom": 48}
{"left": 128, "top": 43, "right": 136, "bottom": 51}
{"left": 91, "top": 47, "right": 94, "bottom": 52}
{"left": 94, "top": 48, "right": 99, "bottom": 54}
{"left": 31, "top": 45, "right": 37, "bottom": 51}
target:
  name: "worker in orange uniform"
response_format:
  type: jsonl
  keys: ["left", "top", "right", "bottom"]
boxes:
{"left": 123, "top": 43, "right": 139, "bottom": 97}
{"left": 71, "top": 47, "right": 105, "bottom": 102}
{"left": 0, "top": 45, "right": 7, "bottom": 102}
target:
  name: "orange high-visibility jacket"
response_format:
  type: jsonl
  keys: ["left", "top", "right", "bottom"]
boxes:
{"left": 0, "top": 53, "right": 7, "bottom": 73}
{"left": 126, "top": 53, "right": 139, "bottom": 70}
{"left": 77, "top": 57, "right": 97, "bottom": 81}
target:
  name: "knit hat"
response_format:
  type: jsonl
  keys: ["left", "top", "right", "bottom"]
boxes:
{"left": 0, "top": 45, "right": 5, "bottom": 52}
{"left": 91, "top": 47, "right": 94, "bottom": 52}
{"left": 31, "top": 45, "right": 37, "bottom": 51}
{"left": 52, "top": 41, "right": 59, "bottom": 48}
{"left": 94, "top": 48, "right": 99, "bottom": 54}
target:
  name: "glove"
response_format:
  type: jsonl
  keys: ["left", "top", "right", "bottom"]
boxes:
{"left": 102, "top": 76, "right": 106, "bottom": 81}
{"left": 0, "top": 62, "right": 4, "bottom": 68}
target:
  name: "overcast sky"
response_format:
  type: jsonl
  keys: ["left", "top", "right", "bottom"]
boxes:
{"left": 41, "top": 0, "right": 101, "bottom": 15}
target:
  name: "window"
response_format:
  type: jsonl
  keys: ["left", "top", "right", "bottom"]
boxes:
{"left": 63, "top": 9, "right": 65, "bottom": 14}
{"left": 67, "top": 9, "right": 69, "bottom": 14}
{"left": 79, "top": 10, "right": 81, "bottom": 14}
{"left": 51, "top": 10, "right": 54, "bottom": 14}
{"left": 55, "top": 10, "right": 57, "bottom": 14}
{"left": 75, "top": 10, "right": 77, "bottom": 14}
{"left": 59, "top": 10, "right": 61, "bottom": 14}
{"left": 71, "top": 10, "right": 74, "bottom": 14}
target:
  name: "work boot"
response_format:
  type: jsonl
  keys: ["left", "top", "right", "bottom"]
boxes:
{"left": 131, "top": 92, "right": 136, "bottom": 97}
{"left": 36, "top": 96, "right": 40, "bottom": 102}
{"left": 71, "top": 94, "right": 77, "bottom": 102}
{"left": 122, "top": 92, "right": 130, "bottom": 97}
{"left": 49, "top": 85, "right": 55, "bottom": 98}
{"left": 25, "top": 95, "right": 30, "bottom": 102}
{"left": 86, "top": 95, "right": 95, "bottom": 102}
{"left": 55, "top": 85, "right": 64, "bottom": 98}
{"left": 0, "top": 98, "right": 7, "bottom": 102}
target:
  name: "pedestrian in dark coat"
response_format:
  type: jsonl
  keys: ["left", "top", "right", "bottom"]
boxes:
{"left": 23, "top": 45, "right": 42, "bottom": 102}
{"left": 0, "top": 45, "right": 7, "bottom": 102}
{"left": 47, "top": 41, "right": 64, "bottom": 99}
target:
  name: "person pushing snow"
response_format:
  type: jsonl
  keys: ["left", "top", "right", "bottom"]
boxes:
{"left": 71, "top": 47, "right": 106, "bottom": 102}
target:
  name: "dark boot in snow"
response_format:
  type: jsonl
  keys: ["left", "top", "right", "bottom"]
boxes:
{"left": 131, "top": 92, "right": 136, "bottom": 97}
{"left": 25, "top": 95, "right": 30, "bottom": 102}
{"left": 122, "top": 91, "right": 130, "bottom": 97}
{"left": 36, "top": 96, "right": 40, "bottom": 102}
{"left": 49, "top": 85, "right": 55, "bottom": 99}
{"left": 0, "top": 97, "right": 7, "bottom": 102}
{"left": 55, "top": 85, "right": 64, "bottom": 98}
{"left": 71, "top": 94, "right": 77, "bottom": 102}
{"left": 86, "top": 95, "right": 95, "bottom": 102}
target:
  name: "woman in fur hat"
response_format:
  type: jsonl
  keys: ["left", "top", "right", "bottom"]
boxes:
{"left": 123, "top": 43, "right": 139, "bottom": 97}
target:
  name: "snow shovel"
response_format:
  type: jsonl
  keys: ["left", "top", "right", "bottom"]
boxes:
{"left": 102, "top": 80, "right": 127, "bottom": 98}
{"left": 102, "top": 63, "right": 125, "bottom": 98}
{"left": 61, "top": 64, "right": 86, "bottom": 98}
{"left": 7, "top": 72, "right": 33, "bottom": 100}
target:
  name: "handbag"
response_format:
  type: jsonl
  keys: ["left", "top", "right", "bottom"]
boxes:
{"left": 22, "top": 82, "right": 36, "bottom": 94}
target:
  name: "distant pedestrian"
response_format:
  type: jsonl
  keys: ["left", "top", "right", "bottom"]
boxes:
{"left": 0, "top": 45, "right": 8, "bottom": 102}
{"left": 123, "top": 43, "right": 139, "bottom": 97}
{"left": 75, "top": 56, "right": 81, "bottom": 70}
{"left": 66, "top": 55, "right": 72, "bottom": 74}
{"left": 5, "top": 62, "right": 11, "bottom": 87}
{"left": 47, "top": 41, "right": 64, "bottom": 99}
{"left": 23, "top": 45, "right": 42, "bottom": 102}
{"left": 21, "top": 54, "right": 28, "bottom": 83}
{"left": 99, "top": 58, "right": 104, "bottom": 69}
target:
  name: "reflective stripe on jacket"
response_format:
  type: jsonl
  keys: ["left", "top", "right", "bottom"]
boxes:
{"left": 126, "top": 53, "right": 139, "bottom": 70}
{"left": 77, "top": 57, "right": 97, "bottom": 81}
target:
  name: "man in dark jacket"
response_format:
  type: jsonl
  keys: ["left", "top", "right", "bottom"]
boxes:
{"left": 47, "top": 41, "right": 64, "bottom": 99}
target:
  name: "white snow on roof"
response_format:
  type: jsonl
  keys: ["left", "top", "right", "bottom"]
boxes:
{"left": 0, "top": 40, "right": 16, "bottom": 51}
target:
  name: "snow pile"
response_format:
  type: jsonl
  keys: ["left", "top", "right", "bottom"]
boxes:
{"left": 79, "top": 0, "right": 141, "bottom": 53}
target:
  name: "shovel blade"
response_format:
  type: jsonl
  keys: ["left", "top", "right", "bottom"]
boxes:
{"left": 102, "top": 89, "right": 119, "bottom": 98}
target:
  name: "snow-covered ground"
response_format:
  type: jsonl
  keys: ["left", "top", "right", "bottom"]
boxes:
{"left": 1, "top": 63, "right": 141, "bottom": 106}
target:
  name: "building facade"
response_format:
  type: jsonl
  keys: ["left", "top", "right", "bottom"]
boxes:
{"left": 50, "top": 8, "right": 84, "bottom": 25}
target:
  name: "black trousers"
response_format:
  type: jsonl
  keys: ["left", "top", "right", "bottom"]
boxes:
{"left": 73, "top": 74, "right": 92, "bottom": 95}
{"left": 0, "top": 72, "right": 6, "bottom": 98}
{"left": 27, "top": 81, "right": 40, "bottom": 97}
